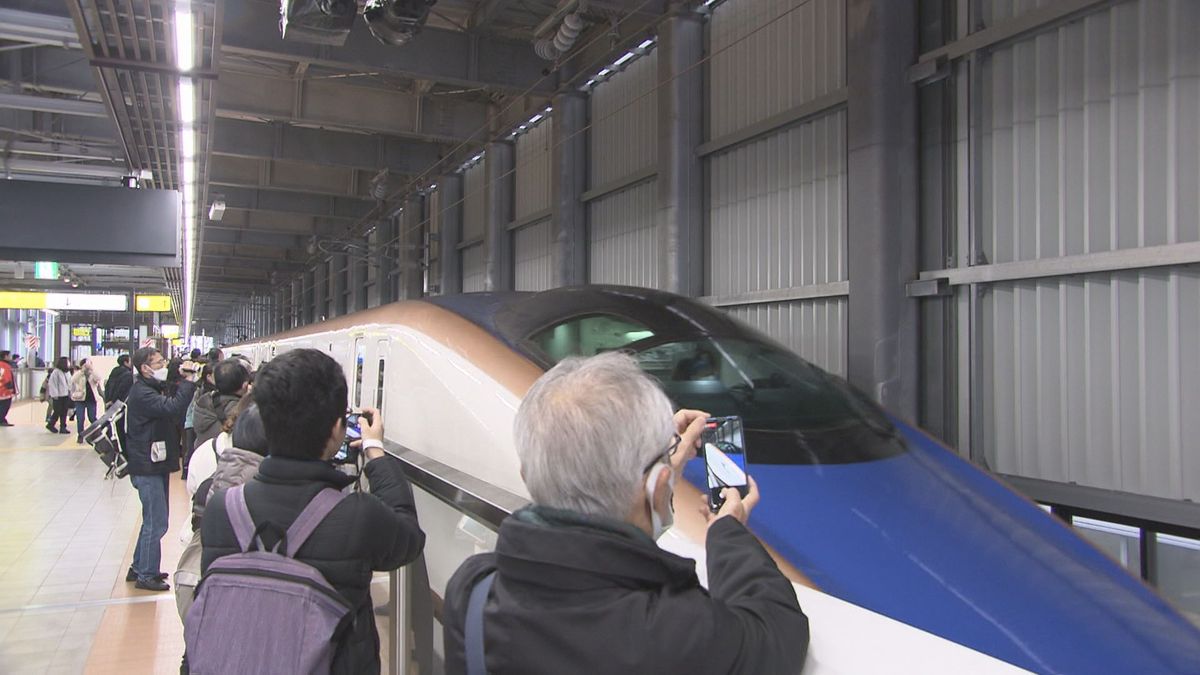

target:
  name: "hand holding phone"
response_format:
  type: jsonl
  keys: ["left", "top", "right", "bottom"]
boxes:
{"left": 702, "top": 416, "right": 749, "bottom": 513}
{"left": 332, "top": 411, "right": 363, "bottom": 464}
{"left": 357, "top": 407, "right": 385, "bottom": 461}
{"left": 705, "top": 475, "right": 759, "bottom": 528}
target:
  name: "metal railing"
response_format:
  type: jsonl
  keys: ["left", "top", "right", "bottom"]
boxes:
{"left": 380, "top": 442, "right": 528, "bottom": 674}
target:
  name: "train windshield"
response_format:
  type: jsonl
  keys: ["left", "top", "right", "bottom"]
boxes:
{"left": 527, "top": 313, "right": 906, "bottom": 465}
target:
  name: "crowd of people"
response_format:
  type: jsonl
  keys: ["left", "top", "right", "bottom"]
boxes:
{"left": 10, "top": 343, "right": 808, "bottom": 673}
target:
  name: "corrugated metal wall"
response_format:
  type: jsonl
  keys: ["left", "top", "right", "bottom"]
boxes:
{"left": 461, "top": 243, "right": 486, "bottom": 293}
{"left": 729, "top": 298, "right": 847, "bottom": 375}
{"left": 705, "top": 0, "right": 847, "bottom": 374}
{"left": 513, "top": 219, "right": 555, "bottom": 291}
{"left": 707, "top": 0, "right": 844, "bottom": 139}
{"left": 590, "top": 49, "right": 657, "bottom": 185}
{"left": 973, "top": 0, "right": 1200, "bottom": 500}
{"left": 587, "top": 48, "right": 660, "bottom": 289}
{"left": 515, "top": 118, "right": 553, "bottom": 219}
{"left": 588, "top": 181, "right": 660, "bottom": 288}
{"left": 462, "top": 161, "right": 486, "bottom": 242}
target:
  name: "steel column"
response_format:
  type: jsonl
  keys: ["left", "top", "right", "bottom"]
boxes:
{"left": 846, "top": 0, "right": 920, "bottom": 418}
{"left": 352, "top": 237, "right": 370, "bottom": 312}
{"left": 485, "top": 142, "right": 515, "bottom": 291}
{"left": 375, "top": 219, "right": 396, "bottom": 306}
{"left": 551, "top": 92, "right": 587, "bottom": 286}
{"left": 438, "top": 174, "right": 464, "bottom": 295}
{"left": 401, "top": 194, "right": 425, "bottom": 300}
{"left": 656, "top": 7, "right": 704, "bottom": 297}
{"left": 330, "top": 254, "right": 347, "bottom": 317}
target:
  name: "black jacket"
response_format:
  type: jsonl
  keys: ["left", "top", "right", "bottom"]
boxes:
{"left": 103, "top": 365, "right": 133, "bottom": 405}
{"left": 443, "top": 506, "right": 809, "bottom": 675}
{"left": 192, "top": 391, "right": 241, "bottom": 447}
{"left": 201, "top": 455, "right": 426, "bottom": 674}
{"left": 125, "top": 377, "right": 195, "bottom": 476}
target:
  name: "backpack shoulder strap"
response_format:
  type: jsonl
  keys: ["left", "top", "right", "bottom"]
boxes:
{"left": 465, "top": 570, "right": 497, "bottom": 675}
{"left": 283, "top": 488, "right": 348, "bottom": 558}
{"left": 223, "top": 485, "right": 256, "bottom": 553}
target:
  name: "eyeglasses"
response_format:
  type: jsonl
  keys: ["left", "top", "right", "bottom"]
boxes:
{"left": 643, "top": 433, "right": 683, "bottom": 474}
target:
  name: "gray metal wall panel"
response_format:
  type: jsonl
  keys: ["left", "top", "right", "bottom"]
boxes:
{"left": 588, "top": 180, "right": 660, "bottom": 288}
{"left": 979, "top": 1, "right": 1200, "bottom": 265}
{"left": 727, "top": 298, "right": 847, "bottom": 376}
{"left": 513, "top": 218, "right": 555, "bottom": 292}
{"left": 590, "top": 49, "right": 659, "bottom": 187}
{"left": 707, "top": 0, "right": 845, "bottom": 140}
{"left": 463, "top": 162, "right": 487, "bottom": 242}
{"left": 515, "top": 119, "right": 553, "bottom": 219}
{"left": 707, "top": 113, "right": 847, "bottom": 296}
{"left": 461, "top": 242, "right": 487, "bottom": 293}
{"left": 972, "top": 0, "right": 1200, "bottom": 501}
{"left": 980, "top": 267, "right": 1200, "bottom": 501}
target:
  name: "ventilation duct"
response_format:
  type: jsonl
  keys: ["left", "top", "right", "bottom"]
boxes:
{"left": 363, "top": 0, "right": 438, "bottom": 47}
{"left": 533, "top": 0, "right": 588, "bottom": 61}
{"left": 279, "top": 0, "right": 357, "bottom": 46}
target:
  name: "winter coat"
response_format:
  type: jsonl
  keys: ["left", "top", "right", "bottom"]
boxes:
{"left": 192, "top": 443, "right": 264, "bottom": 528}
{"left": 202, "top": 456, "right": 425, "bottom": 674}
{"left": 124, "top": 376, "right": 195, "bottom": 476}
{"left": 192, "top": 391, "right": 242, "bottom": 448}
{"left": 0, "top": 360, "right": 15, "bottom": 399}
{"left": 443, "top": 505, "right": 810, "bottom": 675}
{"left": 70, "top": 369, "right": 101, "bottom": 402}
{"left": 103, "top": 366, "right": 133, "bottom": 405}
{"left": 46, "top": 369, "right": 71, "bottom": 399}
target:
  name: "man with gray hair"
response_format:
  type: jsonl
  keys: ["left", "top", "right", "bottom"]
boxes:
{"left": 443, "top": 352, "right": 809, "bottom": 674}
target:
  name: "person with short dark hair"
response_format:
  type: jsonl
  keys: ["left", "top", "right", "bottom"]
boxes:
{"left": 0, "top": 350, "right": 16, "bottom": 427}
{"left": 192, "top": 359, "right": 250, "bottom": 449}
{"left": 125, "top": 347, "right": 198, "bottom": 591}
{"left": 104, "top": 354, "right": 134, "bottom": 406}
{"left": 45, "top": 357, "right": 72, "bottom": 434}
{"left": 200, "top": 348, "right": 425, "bottom": 673}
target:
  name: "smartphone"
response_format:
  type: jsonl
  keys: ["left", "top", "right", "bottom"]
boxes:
{"left": 332, "top": 412, "right": 362, "bottom": 464}
{"left": 702, "top": 416, "right": 749, "bottom": 512}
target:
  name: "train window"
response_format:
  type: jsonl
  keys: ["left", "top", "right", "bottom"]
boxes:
{"left": 374, "top": 336, "right": 388, "bottom": 403}
{"left": 353, "top": 338, "right": 365, "bottom": 407}
{"left": 527, "top": 312, "right": 905, "bottom": 464}
{"left": 529, "top": 314, "right": 655, "bottom": 364}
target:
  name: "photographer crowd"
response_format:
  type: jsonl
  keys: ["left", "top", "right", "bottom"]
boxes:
{"left": 69, "top": 345, "right": 806, "bottom": 674}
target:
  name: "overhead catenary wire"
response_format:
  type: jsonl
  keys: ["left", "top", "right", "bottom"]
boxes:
{"left": 275, "top": 0, "right": 815, "bottom": 301}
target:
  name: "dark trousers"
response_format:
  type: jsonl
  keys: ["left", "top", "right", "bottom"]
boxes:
{"left": 47, "top": 397, "right": 70, "bottom": 430}
{"left": 182, "top": 428, "right": 196, "bottom": 478}
{"left": 74, "top": 400, "right": 98, "bottom": 437}
{"left": 0, "top": 397, "right": 10, "bottom": 423}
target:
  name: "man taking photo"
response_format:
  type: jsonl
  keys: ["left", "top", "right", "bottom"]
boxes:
{"left": 442, "top": 352, "right": 809, "bottom": 674}
{"left": 197, "top": 348, "right": 425, "bottom": 673}
{"left": 125, "top": 347, "right": 197, "bottom": 591}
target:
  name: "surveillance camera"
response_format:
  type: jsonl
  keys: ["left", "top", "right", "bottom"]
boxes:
{"left": 363, "top": 0, "right": 436, "bottom": 47}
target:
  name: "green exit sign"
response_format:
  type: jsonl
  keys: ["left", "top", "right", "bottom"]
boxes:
{"left": 34, "top": 262, "right": 58, "bottom": 280}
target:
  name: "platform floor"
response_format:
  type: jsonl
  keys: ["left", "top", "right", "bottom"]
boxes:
{"left": 0, "top": 400, "right": 393, "bottom": 674}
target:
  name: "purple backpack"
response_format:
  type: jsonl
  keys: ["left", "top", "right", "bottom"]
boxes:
{"left": 184, "top": 485, "right": 352, "bottom": 674}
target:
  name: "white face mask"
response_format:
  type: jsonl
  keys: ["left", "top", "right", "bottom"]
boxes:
{"left": 151, "top": 367, "right": 169, "bottom": 381}
{"left": 644, "top": 462, "right": 675, "bottom": 541}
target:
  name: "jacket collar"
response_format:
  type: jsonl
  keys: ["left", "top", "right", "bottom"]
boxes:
{"left": 495, "top": 504, "right": 699, "bottom": 592}
{"left": 255, "top": 455, "right": 355, "bottom": 490}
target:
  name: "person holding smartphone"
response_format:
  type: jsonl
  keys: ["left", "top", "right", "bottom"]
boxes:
{"left": 442, "top": 352, "right": 809, "bottom": 674}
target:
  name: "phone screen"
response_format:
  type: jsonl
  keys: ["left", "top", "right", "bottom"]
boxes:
{"left": 702, "top": 416, "right": 748, "bottom": 512}
{"left": 333, "top": 413, "right": 362, "bottom": 464}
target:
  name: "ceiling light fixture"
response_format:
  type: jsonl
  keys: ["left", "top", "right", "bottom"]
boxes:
{"left": 175, "top": 2, "right": 198, "bottom": 338}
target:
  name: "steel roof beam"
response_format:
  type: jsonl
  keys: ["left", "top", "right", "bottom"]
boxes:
{"left": 211, "top": 118, "right": 444, "bottom": 174}
{"left": 0, "top": 92, "right": 108, "bottom": 118}
{"left": 221, "top": 0, "right": 553, "bottom": 95}
{"left": 217, "top": 185, "right": 373, "bottom": 221}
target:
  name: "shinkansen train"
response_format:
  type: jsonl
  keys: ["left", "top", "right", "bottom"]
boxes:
{"left": 235, "top": 285, "right": 1200, "bottom": 673}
